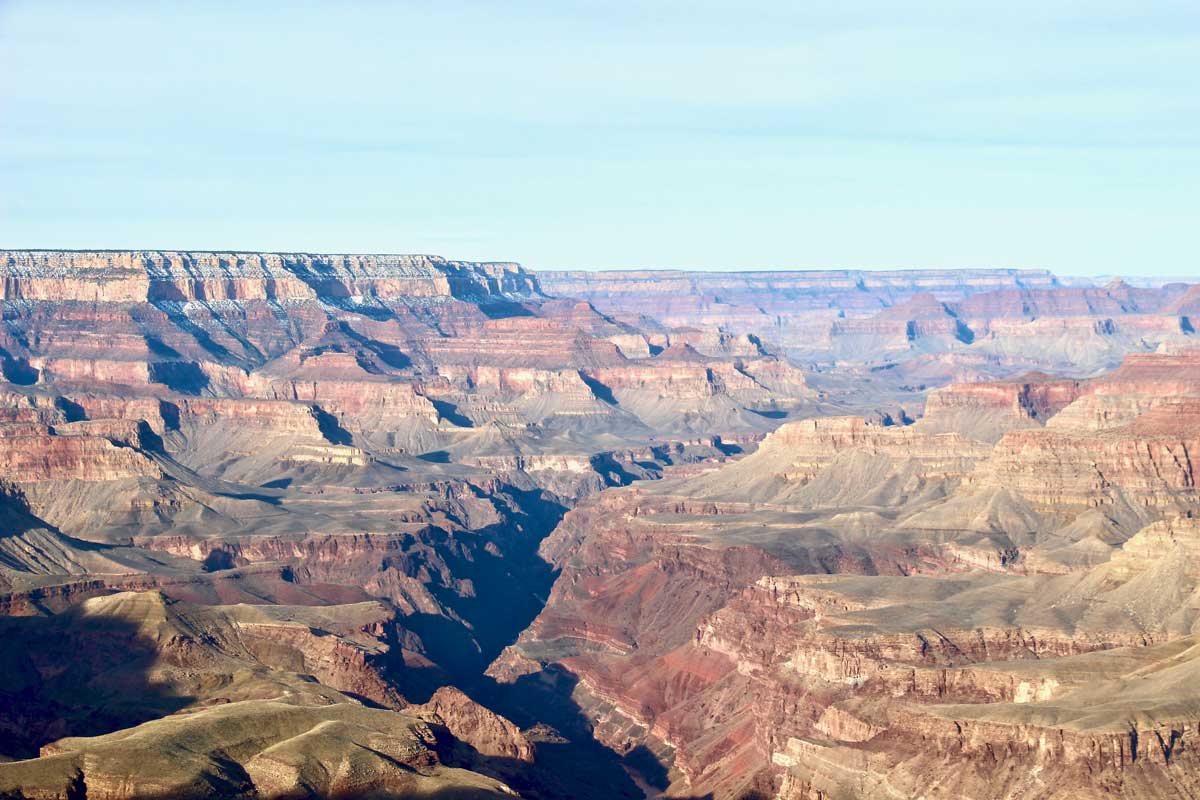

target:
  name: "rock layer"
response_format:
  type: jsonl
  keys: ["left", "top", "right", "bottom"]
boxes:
{"left": 502, "top": 350, "right": 1200, "bottom": 799}
{"left": 1, "top": 253, "right": 1198, "bottom": 800}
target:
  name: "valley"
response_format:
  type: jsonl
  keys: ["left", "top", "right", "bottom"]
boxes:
{"left": 0, "top": 250, "right": 1197, "bottom": 799}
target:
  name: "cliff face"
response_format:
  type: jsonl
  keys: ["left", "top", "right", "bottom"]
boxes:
{"left": 0, "top": 424, "right": 162, "bottom": 483}
{"left": 540, "top": 268, "right": 1197, "bottom": 379}
{"left": 0, "top": 249, "right": 540, "bottom": 302}
{"left": 2, "top": 252, "right": 1198, "bottom": 800}
{"left": 0, "top": 250, "right": 825, "bottom": 800}
{"left": 980, "top": 420, "right": 1200, "bottom": 511}
{"left": 500, "top": 350, "right": 1200, "bottom": 799}
{"left": 0, "top": 250, "right": 818, "bottom": 450}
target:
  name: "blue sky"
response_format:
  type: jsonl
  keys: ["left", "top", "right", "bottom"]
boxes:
{"left": 1, "top": 1, "right": 1197, "bottom": 276}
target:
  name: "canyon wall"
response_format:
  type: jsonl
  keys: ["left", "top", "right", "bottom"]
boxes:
{"left": 501, "top": 350, "right": 1200, "bottom": 799}
{"left": 1, "top": 252, "right": 1198, "bottom": 800}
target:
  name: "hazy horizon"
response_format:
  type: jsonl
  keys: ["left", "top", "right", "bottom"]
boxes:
{"left": 2, "top": 1, "right": 1197, "bottom": 277}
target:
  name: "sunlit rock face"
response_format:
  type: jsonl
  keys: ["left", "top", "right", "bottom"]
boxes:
{"left": 502, "top": 349, "right": 1200, "bottom": 800}
{"left": 1, "top": 251, "right": 1199, "bottom": 800}
{"left": 0, "top": 250, "right": 824, "bottom": 800}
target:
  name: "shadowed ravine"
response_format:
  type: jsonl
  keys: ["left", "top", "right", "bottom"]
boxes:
{"left": 382, "top": 485, "right": 661, "bottom": 800}
{"left": 3, "top": 252, "right": 1200, "bottom": 799}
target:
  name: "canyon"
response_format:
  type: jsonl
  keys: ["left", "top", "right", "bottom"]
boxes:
{"left": 0, "top": 251, "right": 1197, "bottom": 799}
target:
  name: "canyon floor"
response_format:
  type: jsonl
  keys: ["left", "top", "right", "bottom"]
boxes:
{"left": 0, "top": 251, "right": 1197, "bottom": 799}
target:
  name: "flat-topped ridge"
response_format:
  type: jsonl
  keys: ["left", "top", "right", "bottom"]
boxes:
{"left": 0, "top": 249, "right": 541, "bottom": 302}
{"left": 538, "top": 266, "right": 1060, "bottom": 291}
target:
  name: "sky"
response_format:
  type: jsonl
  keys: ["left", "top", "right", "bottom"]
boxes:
{"left": 0, "top": 1, "right": 1197, "bottom": 277}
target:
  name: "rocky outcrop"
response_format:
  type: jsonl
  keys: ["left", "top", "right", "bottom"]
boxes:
{"left": 978, "top": 412, "right": 1200, "bottom": 511}
{"left": 503, "top": 351, "right": 1200, "bottom": 799}
{"left": 0, "top": 700, "right": 517, "bottom": 799}
{"left": 924, "top": 375, "right": 1083, "bottom": 422}
{"left": 765, "top": 416, "right": 991, "bottom": 482}
{"left": 541, "top": 268, "right": 1198, "bottom": 376}
{"left": 0, "top": 424, "right": 161, "bottom": 483}
{"left": 413, "top": 686, "right": 534, "bottom": 763}
{"left": 0, "top": 250, "right": 540, "bottom": 302}
{"left": 3, "top": 252, "right": 1199, "bottom": 800}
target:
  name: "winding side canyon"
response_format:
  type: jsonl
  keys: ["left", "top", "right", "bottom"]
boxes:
{"left": 0, "top": 250, "right": 1198, "bottom": 799}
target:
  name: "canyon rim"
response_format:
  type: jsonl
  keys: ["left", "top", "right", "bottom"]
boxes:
{"left": 3, "top": 2, "right": 1198, "bottom": 797}
{"left": 0, "top": 251, "right": 1196, "bottom": 799}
